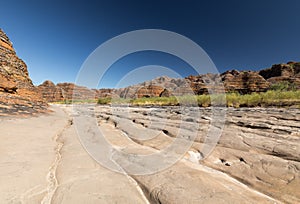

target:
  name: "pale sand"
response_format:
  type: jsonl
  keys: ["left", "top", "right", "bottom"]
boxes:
{"left": 0, "top": 105, "right": 147, "bottom": 204}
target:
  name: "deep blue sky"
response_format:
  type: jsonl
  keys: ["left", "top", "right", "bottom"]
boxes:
{"left": 1, "top": 0, "right": 300, "bottom": 88}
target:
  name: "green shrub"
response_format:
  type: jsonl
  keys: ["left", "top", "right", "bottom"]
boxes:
{"left": 95, "top": 90, "right": 300, "bottom": 107}
{"left": 241, "top": 93, "right": 262, "bottom": 107}
{"left": 226, "top": 93, "right": 241, "bottom": 107}
{"left": 132, "top": 96, "right": 178, "bottom": 106}
{"left": 270, "top": 81, "right": 297, "bottom": 91}
{"left": 97, "top": 97, "right": 112, "bottom": 104}
{"left": 178, "top": 95, "right": 198, "bottom": 106}
{"left": 210, "top": 94, "right": 226, "bottom": 107}
{"left": 195, "top": 95, "right": 209, "bottom": 107}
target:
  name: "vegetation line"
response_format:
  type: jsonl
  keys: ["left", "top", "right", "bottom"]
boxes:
{"left": 97, "top": 90, "right": 300, "bottom": 108}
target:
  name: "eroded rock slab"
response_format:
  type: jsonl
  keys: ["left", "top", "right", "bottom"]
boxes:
{"left": 1, "top": 104, "right": 298, "bottom": 203}
{"left": 93, "top": 105, "right": 300, "bottom": 203}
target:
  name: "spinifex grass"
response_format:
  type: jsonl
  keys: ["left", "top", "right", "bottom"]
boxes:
{"left": 97, "top": 90, "right": 300, "bottom": 107}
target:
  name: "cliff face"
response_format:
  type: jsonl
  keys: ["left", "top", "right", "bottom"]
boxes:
{"left": 0, "top": 29, "right": 47, "bottom": 115}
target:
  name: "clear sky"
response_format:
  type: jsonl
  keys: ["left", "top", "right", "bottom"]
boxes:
{"left": 0, "top": 0, "right": 300, "bottom": 88}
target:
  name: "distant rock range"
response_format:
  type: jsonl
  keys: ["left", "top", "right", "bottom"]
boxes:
{"left": 1, "top": 27, "right": 299, "bottom": 111}
{"left": 37, "top": 81, "right": 114, "bottom": 102}
{"left": 38, "top": 62, "right": 300, "bottom": 102}
{"left": 0, "top": 29, "right": 47, "bottom": 115}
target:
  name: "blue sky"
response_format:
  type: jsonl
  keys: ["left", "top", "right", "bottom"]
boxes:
{"left": 0, "top": 0, "right": 300, "bottom": 88}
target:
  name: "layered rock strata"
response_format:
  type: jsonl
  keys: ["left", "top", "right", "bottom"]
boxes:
{"left": 38, "top": 62, "right": 300, "bottom": 102}
{"left": 0, "top": 29, "right": 47, "bottom": 115}
{"left": 259, "top": 62, "right": 300, "bottom": 88}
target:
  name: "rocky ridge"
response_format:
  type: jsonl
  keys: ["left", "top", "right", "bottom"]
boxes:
{"left": 38, "top": 62, "right": 299, "bottom": 102}
{"left": 259, "top": 61, "right": 300, "bottom": 87}
{"left": 0, "top": 29, "right": 47, "bottom": 115}
{"left": 38, "top": 82, "right": 114, "bottom": 102}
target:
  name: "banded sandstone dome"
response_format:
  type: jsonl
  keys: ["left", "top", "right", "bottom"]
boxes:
{"left": 38, "top": 62, "right": 300, "bottom": 102}
{"left": 0, "top": 29, "right": 47, "bottom": 115}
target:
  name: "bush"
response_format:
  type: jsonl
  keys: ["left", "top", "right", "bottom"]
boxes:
{"left": 241, "top": 93, "right": 262, "bottom": 107}
{"left": 178, "top": 95, "right": 198, "bottom": 106}
{"left": 270, "top": 81, "right": 297, "bottom": 91}
{"left": 132, "top": 96, "right": 178, "bottom": 106}
{"left": 210, "top": 94, "right": 226, "bottom": 107}
{"left": 95, "top": 90, "right": 300, "bottom": 107}
{"left": 196, "top": 95, "right": 210, "bottom": 107}
{"left": 97, "top": 97, "right": 112, "bottom": 104}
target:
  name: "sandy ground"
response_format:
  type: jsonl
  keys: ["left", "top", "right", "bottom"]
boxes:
{"left": 1, "top": 104, "right": 297, "bottom": 203}
{"left": 0, "top": 105, "right": 147, "bottom": 204}
{"left": 0, "top": 106, "right": 67, "bottom": 203}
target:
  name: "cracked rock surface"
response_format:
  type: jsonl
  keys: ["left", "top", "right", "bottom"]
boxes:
{"left": 0, "top": 105, "right": 299, "bottom": 203}
{"left": 94, "top": 106, "right": 300, "bottom": 204}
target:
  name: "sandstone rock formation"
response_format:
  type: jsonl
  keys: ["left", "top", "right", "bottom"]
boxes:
{"left": 112, "top": 71, "right": 270, "bottom": 99}
{"left": 38, "top": 62, "right": 300, "bottom": 103}
{"left": 94, "top": 88, "right": 113, "bottom": 98}
{"left": 136, "top": 85, "right": 165, "bottom": 98}
{"left": 221, "top": 70, "right": 270, "bottom": 93}
{"left": 259, "top": 62, "right": 300, "bottom": 88}
{"left": 37, "top": 81, "right": 114, "bottom": 102}
{"left": 115, "top": 76, "right": 194, "bottom": 99}
{"left": 0, "top": 29, "right": 47, "bottom": 115}
{"left": 38, "top": 80, "right": 64, "bottom": 102}
{"left": 56, "top": 83, "right": 95, "bottom": 100}
{"left": 117, "top": 64, "right": 297, "bottom": 98}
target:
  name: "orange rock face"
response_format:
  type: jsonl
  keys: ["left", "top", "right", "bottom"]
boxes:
{"left": 37, "top": 80, "right": 64, "bottom": 102}
{"left": 0, "top": 28, "right": 47, "bottom": 115}
{"left": 37, "top": 80, "right": 115, "bottom": 102}
{"left": 94, "top": 88, "right": 113, "bottom": 98}
{"left": 57, "top": 83, "right": 95, "bottom": 100}
{"left": 38, "top": 62, "right": 300, "bottom": 103}
{"left": 0, "top": 74, "right": 17, "bottom": 93}
{"left": 221, "top": 70, "right": 270, "bottom": 94}
{"left": 136, "top": 85, "right": 165, "bottom": 98}
{"left": 259, "top": 62, "right": 300, "bottom": 88}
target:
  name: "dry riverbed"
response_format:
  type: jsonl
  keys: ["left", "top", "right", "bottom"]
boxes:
{"left": 0, "top": 104, "right": 299, "bottom": 203}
